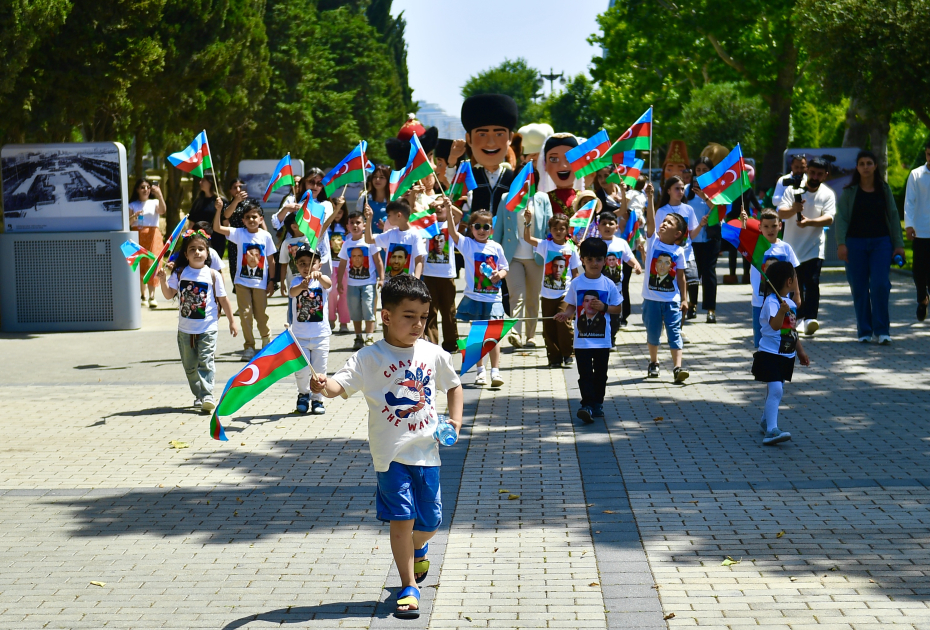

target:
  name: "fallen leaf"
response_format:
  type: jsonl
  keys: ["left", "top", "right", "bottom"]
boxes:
{"left": 465, "top": 617, "right": 472, "bottom": 622}
{"left": 234, "top": 511, "right": 238, "bottom": 516}
{"left": 652, "top": 584, "right": 660, "bottom": 589}
{"left": 241, "top": 442, "right": 246, "bottom": 446}
{"left": 789, "top": 577, "right": 797, "bottom": 582}
{"left": 90, "top": 581, "right": 106, "bottom": 587}
{"left": 169, "top": 440, "right": 190, "bottom": 449}
{"left": 508, "top": 494, "right": 520, "bottom": 500}
{"left": 158, "top": 484, "right": 164, "bottom": 488}
{"left": 589, "top": 582, "right": 599, "bottom": 587}
{"left": 498, "top": 489, "right": 510, "bottom": 494}
{"left": 494, "top": 548, "right": 499, "bottom": 553}
{"left": 603, "top": 510, "right": 616, "bottom": 514}
{"left": 687, "top": 500, "right": 698, "bottom": 504}
{"left": 721, "top": 556, "right": 740, "bottom": 566}
{"left": 830, "top": 566, "right": 838, "bottom": 572}
{"left": 586, "top": 503, "right": 594, "bottom": 507}
{"left": 869, "top": 579, "right": 875, "bottom": 583}
{"left": 654, "top": 416, "right": 664, "bottom": 422}
{"left": 776, "top": 530, "right": 786, "bottom": 538}
{"left": 663, "top": 612, "right": 675, "bottom": 620}
{"left": 206, "top": 500, "right": 210, "bottom": 504}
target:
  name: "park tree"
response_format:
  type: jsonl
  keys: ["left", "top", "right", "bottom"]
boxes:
{"left": 0, "top": 0, "right": 71, "bottom": 102}
{"left": 545, "top": 75, "right": 604, "bottom": 139}
{"left": 366, "top": 0, "right": 414, "bottom": 109}
{"left": 462, "top": 59, "right": 544, "bottom": 128}
{"left": 678, "top": 82, "right": 768, "bottom": 159}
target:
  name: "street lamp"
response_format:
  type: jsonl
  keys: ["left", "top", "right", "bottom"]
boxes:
{"left": 539, "top": 68, "right": 565, "bottom": 94}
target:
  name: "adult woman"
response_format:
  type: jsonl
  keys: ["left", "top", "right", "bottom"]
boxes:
{"left": 188, "top": 177, "right": 226, "bottom": 256}
{"left": 355, "top": 164, "right": 391, "bottom": 234}
{"left": 835, "top": 150, "right": 906, "bottom": 344}
{"left": 222, "top": 178, "right": 248, "bottom": 281}
{"left": 686, "top": 157, "right": 721, "bottom": 323}
{"left": 129, "top": 178, "right": 166, "bottom": 308}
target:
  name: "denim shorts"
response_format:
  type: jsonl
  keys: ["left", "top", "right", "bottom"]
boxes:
{"left": 376, "top": 461, "right": 443, "bottom": 531}
{"left": 456, "top": 296, "right": 505, "bottom": 322}
{"left": 642, "top": 298, "right": 683, "bottom": 349}
{"left": 346, "top": 284, "right": 376, "bottom": 321}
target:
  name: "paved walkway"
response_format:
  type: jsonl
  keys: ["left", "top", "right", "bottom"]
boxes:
{"left": 1, "top": 266, "right": 929, "bottom": 629}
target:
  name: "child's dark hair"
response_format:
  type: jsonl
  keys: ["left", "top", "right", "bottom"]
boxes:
{"left": 579, "top": 237, "right": 608, "bottom": 259}
{"left": 598, "top": 211, "right": 618, "bottom": 224}
{"left": 193, "top": 221, "right": 213, "bottom": 235}
{"left": 241, "top": 198, "right": 263, "bottom": 218}
{"left": 381, "top": 274, "right": 432, "bottom": 309}
{"left": 172, "top": 229, "right": 212, "bottom": 278}
{"left": 293, "top": 245, "right": 319, "bottom": 265}
{"left": 386, "top": 199, "right": 412, "bottom": 218}
{"left": 347, "top": 210, "right": 364, "bottom": 221}
{"left": 761, "top": 260, "right": 795, "bottom": 299}
{"left": 759, "top": 209, "right": 779, "bottom": 223}
{"left": 665, "top": 212, "right": 688, "bottom": 244}
{"left": 469, "top": 209, "right": 493, "bottom": 225}
{"left": 548, "top": 214, "right": 570, "bottom": 230}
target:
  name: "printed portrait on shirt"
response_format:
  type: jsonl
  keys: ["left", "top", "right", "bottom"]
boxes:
{"left": 543, "top": 251, "right": 569, "bottom": 291}
{"left": 295, "top": 287, "right": 324, "bottom": 323}
{"left": 330, "top": 230, "right": 344, "bottom": 257}
{"left": 473, "top": 252, "right": 500, "bottom": 294}
{"left": 427, "top": 228, "right": 450, "bottom": 264}
{"left": 178, "top": 280, "right": 208, "bottom": 320}
{"left": 286, "top": 242, "right": 305, "bottom": 275}
{"left": 383, "top": 365, "right": 433, "bottom": 423}
{"left": 758, "top": 254, "right": 789, "bottom": 296}
{"left": 386, "top": 243, "right": 412, "bottom": 277}
{"left": 240, "top": 243, "right": 265, "bottom": 279}
{"left": 603, "top": 252, "right": 623, "bottom": 284}
{"left": 576, "top": 289, "right": 608, "bottom": 338}
{"left": 348, "top": 246, "right": 371, "bottom": 280}
{"left": 779, "top": 304, "right": 799, "bottom": 354}
{"left": 648, "top": 251, "right": 677, "bottom": 292}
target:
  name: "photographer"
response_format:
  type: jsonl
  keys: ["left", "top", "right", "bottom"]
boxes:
{"left": 777, "top": 156, "right": 835, "bottom": 336}
{"left": 772, "top": 154, "right": 807, "bottom": 208}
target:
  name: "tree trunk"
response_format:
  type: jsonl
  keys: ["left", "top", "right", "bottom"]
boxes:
{"left": 133, "top": 127, "right": 145, "bottom": 180}
{"left": 224, "top": 127, "right": 244, "bottom": 188}
{"left": 868, "top": 113, "right": 890, "bottom": 176}
{"left": 165, "top": 163, "right": 182, "bottom": 228}
{"left": 842, "top": 97, "right": 870, "bottom": 149}
{"left": 759, "top": 93, "right": 793, "bottom": 191}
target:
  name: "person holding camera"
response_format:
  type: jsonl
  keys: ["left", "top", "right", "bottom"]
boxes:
{"left": 776, "top": 156, "right": 835, "bottom": 336}
{"left": 772, "top": 155, "right": 807, "bottom": 208}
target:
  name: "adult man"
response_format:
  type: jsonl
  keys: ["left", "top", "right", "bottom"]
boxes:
{"left": 649, "top": 252, "right": 676, "bottom": 292}
{"left": 777, "top": 156, "right": 835, "bottom": 335}
{"left": 772, "top": 154, "right": 808, "bottom": 208}
{"left": 387, "top": 246, "right": 410, "bottom": 278}
{"left": 544, "top": 255, "right": 567, "bottom": 291}
{"left": 905, "top": 139, "right": 930, "bottom": 321}
{"left": 577, "top": 290, "right": 607, "bottom": 338}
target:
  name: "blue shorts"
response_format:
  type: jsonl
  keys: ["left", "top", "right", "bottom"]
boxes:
{"left": 376, "top": 462, "right": 443, "bottom": 531}
{"left": 456, "top": 296, "right": 505, "bottom": 322}
{"left": 752, "top": 305, "right": 762, "bottom": 349}
{"left": 642, "top": 298, "right": 683, "bottom": 349}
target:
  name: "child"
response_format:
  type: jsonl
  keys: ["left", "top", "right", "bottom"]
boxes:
{"left": 327, "top": 206, "right": 351, "bottom": 334}
{"left": 157, "top": 229, "right": 238, "bottom": 412}
{"left": 449, "top": 206, "right": 509, "bottom": 387}
{"left": 523, "top": 210, "right": 580, "bottom": 368}
{"left": 423, "top": 198, "right": 460, "bottom": 353}
{"left": 278, "top": 214, "right": 308, "bottom": 296}
{"left": 310, "top": 275, "right": 463, "bottom": 619}
{"left": 554, "top": 237, "right": 621, "bottom": 423}
{"left": 642, "top": 182, "right": 691, "bottom": 382}
{"left": 655, "top": 176, "right": 702, "bottom": 324}
{"left": 365, "top": 199, "right": 426, "bottom": 278}
{"left": 743, "top": 209, "right": 800, "bottom": 349}
{"left": 213, "top": 197, "right": 277, "bottom": 361}
{"left": 598, "top": 211, "right": 643, "bottom": 347}
{"left": 752, "top": 260, "right": 810, "bottom": 445}
{"left": 337, "top": 211, "right": 385, "bottom": 350}
{"left": 290, "top": 247, "right": 332, "bottom": 414}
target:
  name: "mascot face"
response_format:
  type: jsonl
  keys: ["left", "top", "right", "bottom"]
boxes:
{"left": 467, "top": 126, "right": 513, "bottom": 170}
{"left": 545, "top": 146, "right": 574, "bottom": 189}
{"left": 663, "top": 161, "right": 687, "bottom": 185}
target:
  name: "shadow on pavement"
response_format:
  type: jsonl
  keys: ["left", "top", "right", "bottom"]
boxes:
{"left": 219, "top": 601, "right": 383, "bottom": 629}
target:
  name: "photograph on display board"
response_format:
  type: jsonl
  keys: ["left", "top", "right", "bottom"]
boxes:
{"left": 1, "top": 142, "right": 127, "bottom": 233}
{"left": 783, "top": 148, "right": 861, "bottom": 194}
{"left": 238, "top": 159, "right": 306, "bottom": 210}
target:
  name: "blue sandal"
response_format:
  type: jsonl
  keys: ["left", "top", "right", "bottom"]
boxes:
{"left": 395, "top": 585, "right": 420, "bottom": 619}
{"left": 414, "top": 543, "right": 429, "bottom": 584}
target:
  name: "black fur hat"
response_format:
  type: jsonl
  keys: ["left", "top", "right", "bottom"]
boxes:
{"left": 461, "top": 94, "right": 519, "bottom": 132}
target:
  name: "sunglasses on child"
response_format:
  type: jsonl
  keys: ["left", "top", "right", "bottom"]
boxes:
{"left": 471, "top": 223, "right": 492, "bottom": 231}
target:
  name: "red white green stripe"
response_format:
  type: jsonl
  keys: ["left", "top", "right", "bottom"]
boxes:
{"left": 389, "top": 135, "right": 433, "bottom": 201}
{"left": 295, "top": 191, "right": 328, "bottom": 250}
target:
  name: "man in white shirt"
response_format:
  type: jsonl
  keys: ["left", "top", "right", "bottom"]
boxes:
{"left": 777, "top": 156, "right": 835, "bottom": 335}
{"left": 772, "top": 154, "right": 808, "bottom": 208}
{"left": 905, "top": 139, "right": 930, "bottom": 321}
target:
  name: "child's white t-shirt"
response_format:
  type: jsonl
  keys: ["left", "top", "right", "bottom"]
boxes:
{"left": 167, "top": 266, "right": 226, "bottom": 335}
{"left": 331, "top": 339, "right": 462, "bottom": 472}
{"left": 289, "top": 276, "right": 331, "bottom": 340}
{"left": 602, "top": 236, "right": 635, "bottom": 286}
{"left": 564, "top": 274, "right": 621, "bottom": 350}
{"left": 279, "top": 234, "right": 309, "bottom": 289}
{"left": 423, "top": 221, "right": 456, "bottom": 279}
{"left": 374, "top": 228, "right": 426, "bottom": 277}
{"left": 641, "top": 234, "right": 687, "bottom": 303}
{"left": 750, "top": 240, "right": 800, "bottom": 307}
{"left": 208, "top": 248, "right": 223, "bottom": 271}
{"left": 655, "top": 203, "right": 698, "bottom": 262}
{"left": 758, "top": 294, "right": 798, "bottom": 358}
{"left": 227, "top": 227, "right": 277, "bottom": 290}
{"left": 338, "top": 235, "right": 381, "bottom": 287}
{"left": 455, "top": 236, "right": 509, "bottom": 303}
{"left": 534, "top": 239, "right": 580, "bottom": 300}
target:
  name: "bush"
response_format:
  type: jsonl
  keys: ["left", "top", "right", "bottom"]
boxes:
{"left": 678, "top": 82, "right": 767, "bottom": 159}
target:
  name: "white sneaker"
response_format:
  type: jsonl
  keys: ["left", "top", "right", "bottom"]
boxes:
{"left": 192, "top": 398, "right": 202, "bottom": 410}
{"left": 507, "top": 333, "right": 523, "bottom": 348}
{"left": 878, "top": 335, "right": 892, "bottom": 345}
{"left": 148, "top": 297, "right": 158, "bottom": 309}
{"left": 474, "top": 371, "right": 487, "bottom": 386}
{"left": 858, "top": 336, "right": 871, "bottom": 343}
{"left": 805, "top": 319, "right": 819, "bottom": 335}
{"left": 201, "top": 396, "right": 216, "bottom": 413}
{"left": 241, "top": 347, "right": 256, "bottom": 361}
{"left": 490, "top": 370, "right": 504, "bottom": 387}
{"left": 796, "top": 319, "right": 806, "bottom": 334}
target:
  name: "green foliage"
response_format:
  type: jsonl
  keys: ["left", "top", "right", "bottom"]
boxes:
{"left": 461, "top": 58, "right": 542, "bottom": 128}
{"left": 0, "top": 0, "right": 71, "bottom": 100}
{"left": 544, "top": 75, "right": 604, "bottom": 138}
{"left": 366, "top": 0, "right": 413, "bottom": 109}
{"left": 678, "top": 82, "right": 767, "bottom": 159}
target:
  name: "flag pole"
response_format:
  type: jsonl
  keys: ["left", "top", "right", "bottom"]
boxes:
{"left": 648, "top": 106, "right": 654, "bottom": 195}
{"left": 204, "top": 130, "right": 220, "bottom": 197}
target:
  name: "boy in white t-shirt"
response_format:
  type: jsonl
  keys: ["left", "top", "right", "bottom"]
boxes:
{"left": 423, "top": 199, "right": 459, "bottom": 353}
{"left": 365, "top": 199, "right": 426, "bottom": 278}
{"left": 310, "top": 275, "right": 463, "bottom": 619}
{"left": 289, "top": 247, "right": 332, "bottom": 415}
{"left": 337, "top": 211, "right": 384, "bottom": 350}
{"left": 598, "top": 211, "right": 643, "bottom": 346}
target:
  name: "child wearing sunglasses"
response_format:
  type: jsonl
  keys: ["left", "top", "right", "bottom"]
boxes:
{"left": 448, "top": 203, "right": 509, "bottom": 387}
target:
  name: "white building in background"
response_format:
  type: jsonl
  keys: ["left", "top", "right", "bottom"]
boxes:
{"left": 416, "top": 101, "right": 466, "bottom": 140}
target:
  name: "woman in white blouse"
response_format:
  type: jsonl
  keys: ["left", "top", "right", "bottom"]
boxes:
{"left": 129, "top": 178, "right": 166, "bottom": 308}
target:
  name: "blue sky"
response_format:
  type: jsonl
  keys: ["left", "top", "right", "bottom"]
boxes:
{"left": 392, "top": 0, "right": 608, "bottom": 117}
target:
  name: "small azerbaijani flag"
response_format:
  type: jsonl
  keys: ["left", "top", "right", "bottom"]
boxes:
{"left": 142, "top": 216, "right": 188, "bottom": 284}
{"left": 120, "top": 241, "right": 156, "bottom": 271}
{"left": 621, "top": 210, "right": 643, "bottom": 246}
{"left": 601, "top": 108, "right": 653, "bottom": 165}
{"left": 167, "top": 131, "right": 212, "bottom": 178}
{"left": 263, "top": 154, "right": 295, "bottom": 202}
{"left": 409, "top": 205, "right": 440, "bottom": 238}
{"left": 569, "top": 199, "right": 598, "bottom": 238}
{"left": 457, "top": 319, "right": 518, "bottom": 376}
{"left": 210, "top": 329, "right": 310, "bottom": 441}
{"left": 322, "top": 141, "right": 370, "bottom": 197}
{"left": 696, "top": 143, "right": 752, "bottom": 210}
{"left": 295, "top": 191, "right": 328, "bottom": 250}
{"left": 446, "top": 160, "right": 478, "bottom": 199}
{"left": 566, "top": 129, "right": 611, "bottom": 178}
{"left": 606, "top": 157, "right": 645, "bottom": 187}
{"left": 389, "top": 134, "right": 434, "bottom": 201}
{"left": 721, "top": 217, "right": 772, "bottom": 272}
{"left": 504, "top": 161, "right": 535, "bottom": 212}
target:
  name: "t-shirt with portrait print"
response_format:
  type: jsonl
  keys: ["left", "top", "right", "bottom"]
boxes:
{"left": 338, "top": 235, "right": 381, "bottom": 287}
{"left": 602, "top": 236, "right": 635, "bottom": 286}
{"left": 227, "top": 227, "right": 277, "bottom": 290}
{"left": 423, "top": 221, "right": 456, "bottom": 279}
{"left": 750, "top": 240, "right": 799, "bottom": 307}
{"left": 655, "top": 203, "right": 698, "bottom": 262}
{"left": 758, "top": 294, "right": 798, "bottom": 358}
{"left": 454, "top": 236, "right": 509, "bottom": 303}
{"left": 167, "top": 266, "right": 226, "bottom": 335}
{"left": 563, "top": 274, "right": 621, "bottom": 350}
{"left": 374, "top": 228, "right": 425, "bottom": 277}
{"left": 289, "top": 276, "right": 331, "bottom": 340}
{"left": 535, "top": 239, "right": 580, "bottom": 300}
{"left": 641, "top": 234, "right": 686, "bottom": 303}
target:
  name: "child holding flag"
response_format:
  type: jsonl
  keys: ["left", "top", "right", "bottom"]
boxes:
{"left": 336, "top": 211, "right": 384, "bottom": 350}
{"left": 423, "top": 199, "right": 460, "bottom": 353}
{"left": 364, "top": 200, "right": 426, "bottom": 278}
{"left": 289, "top": 246, "right": 332, "bottom": 415}
{"left": 310, "top": 275, "right": 463, "bottom": 619}
{"left": 598, "top": 211, "right": 643, "bottom": 347}
{"left": 157, "top": 229, "right": 238, "bottom": 412}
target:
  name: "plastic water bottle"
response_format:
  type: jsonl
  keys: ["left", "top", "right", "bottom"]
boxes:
{"left": 893, "top": 254, "right": 905, "bottom": 268}
{"left": 480, "top": 262, "right": 501, "bottom": 287}
{"left": 433, "top": 414, "right": 458, "bottom": 446}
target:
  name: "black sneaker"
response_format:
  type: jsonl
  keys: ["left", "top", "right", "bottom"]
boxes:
{"left": 576, "top": 406, "right": 594, "bottom": 424}
{"left": 311, "top": 400, "right": 326, "bottom": 415}
{"left": 296, "top": 393, "right": 310, "bottom": 414}
{"left": 687, "top": 306, "right": 696, "bottom": 320}
{"left": 547, "top": 360, "right": 561, "bottom": 369}
{"left": 919, "top": 302, "right": 928, "bottom": 322}
{"left": 706, "top": 312, "right": 716, "bottom": 324}
{"left": 647, "top": 362, "right": 660, "bottom": 378}
{"left": 562, "top": 356, "right": 574, "bottom": 368}
{"left": 619, "top": 319, "right": 628, "bottom": 328}
{"left": 352, "top": 335, "right": 364, "bottom": 350}
{"left": 592, "top": 404, "right": 605, "bottom": 418}
{"left": 674, "top": 366, "right": 690, "bottom": 383}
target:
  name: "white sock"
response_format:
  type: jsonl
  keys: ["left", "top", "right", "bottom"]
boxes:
{"left": 476, "top": 366, "right": 486, "bottom": 374}
{"left": 490, "top": 367, "right": 500, "bottom": 375}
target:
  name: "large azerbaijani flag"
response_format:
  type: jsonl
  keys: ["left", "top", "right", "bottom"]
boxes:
{"left": 457, "top": 319, "right": 518, "bottom": 376}
{"left": 263, "top": 154, "right": 295, "bottom": 202}
{"left": 621, "top": 210, "right": 643, "bottom": 246}
{"left": 504, "top": 161, "right": 535, "bottom": 212}
{"left": 295, "top": 191, "right": 328, "bottom": 250}
{"left": 606, "top": 158, "right": 645, "bottom": 187}
{"left": 695, "top": 144, "right": 751, "bottom": 209}
{"left": 446, "top": 160, "right": 478, "bottom": 199}
{"left": 167, "top": 131, "right": 212, "bottom": 178}
{"left": 210, "top": 329, "right": 309, "bottom": 441}
{"left": 120, "top": 241, "right": 156, "bottom": 271}
{"left": 566, "top": 129, "right": 611, "bottom": 178}
{"left": 389, "top": 134, "right": 434, "bottom": 200}
{"left": 600, "top": 108, "right": 652, "bottom": 166}
{"left": 569, "top": 199, "right": 598, "bottom": 238}
{"left": 322, "top": 142, "right": 369, "bottom": 197}
{"left": 409, "top": 206, "right": 440, "bottom": 238}
{"left": 721, "top": 217, "right": 771, "bottom": 271}
{"left": 142, "top": 217, "right": 188, "bottom": 284}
